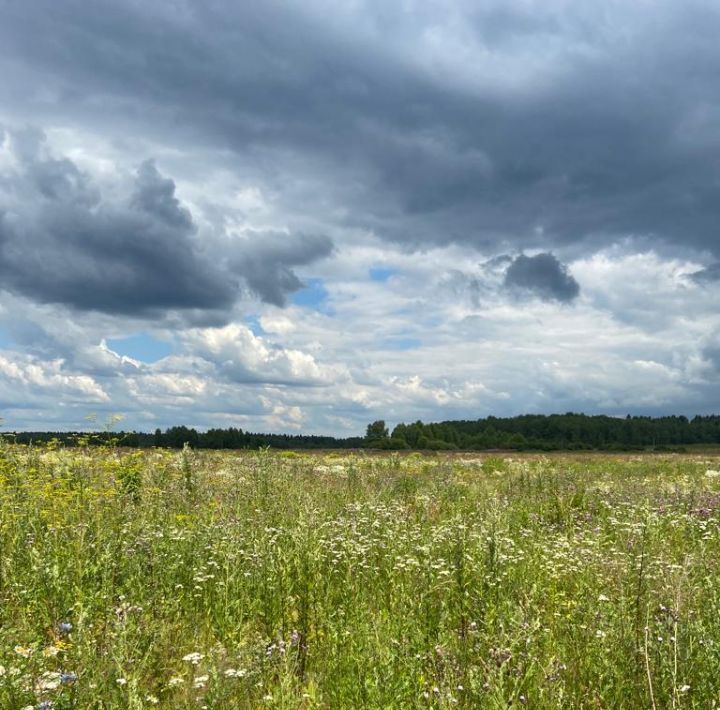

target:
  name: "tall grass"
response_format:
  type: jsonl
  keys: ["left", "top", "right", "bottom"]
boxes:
{"left": 1, "top": 444, "right": 720, "bottom": 707}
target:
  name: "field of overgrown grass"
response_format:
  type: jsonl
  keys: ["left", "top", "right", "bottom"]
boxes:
{"left": 2, "top": 442, "right": 720, "bottom": 708}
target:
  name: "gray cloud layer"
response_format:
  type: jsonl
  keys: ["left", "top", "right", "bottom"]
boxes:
{"left": 691, "top": 264, "right": 720, "bottom": 284}
{"left": 234, "top": 232, "right": 334, "bottom": 307}
{"left": 504, "top": 253, "right": 579, "bottom": 302}
{"left": 0, "top": 128, "right": 332, "bottom": 316}
{"left": 1, "top": 1, "right": 720, "bottom": 260}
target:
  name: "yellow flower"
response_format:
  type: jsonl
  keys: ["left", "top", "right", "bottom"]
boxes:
{"left": 14, "top": 645, "right": 33, "bottom": 658}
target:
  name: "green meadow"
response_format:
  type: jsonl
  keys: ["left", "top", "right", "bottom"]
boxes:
{"left": 2, "top": 443, "right": 720, "bottom": 708}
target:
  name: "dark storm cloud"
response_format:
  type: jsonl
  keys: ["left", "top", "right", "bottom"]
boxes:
{"left": 699, "top": 328, "right": 720, "bottom": 376}
{"left": 2, "top": 1, "right": 720, "bottom": 259}
{"left": 504, "top": 253, "right": 579, "bottom": 303}
{"left": 690, "top": 264, "right": 720, "bottom": 284}
{"left": 232, "top": 231, "right": 334, "bottom": 307}
{"left": 0, "top": 129, "right": 331, "bottom": 315}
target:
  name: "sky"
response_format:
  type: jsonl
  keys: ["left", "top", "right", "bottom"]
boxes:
{"left": 0, "top": 0, "right": 719, "bottom": 435}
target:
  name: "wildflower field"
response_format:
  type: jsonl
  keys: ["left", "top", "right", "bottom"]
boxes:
{"left": 2, "top": 443, "right": 720, "bottom": 708}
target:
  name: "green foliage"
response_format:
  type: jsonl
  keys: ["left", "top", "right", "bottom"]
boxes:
{"left": 365, "top": 420, "right": 390, "bottom": 447}
{"left": 180, "top": 441, "right": 195, "bottom": 494}
{"left": 2, "top": 449, "right": 720, "bottom": 706}
{"left": 390, "top": 413, "right": 720, "bottom": 451}
{"left": 376, "top": 436, "right": 410, "bottom": 450}
{"left": 112, "top": 451, "right": 144, "bottom": 501}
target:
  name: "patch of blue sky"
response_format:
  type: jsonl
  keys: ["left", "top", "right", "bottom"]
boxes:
{"left": 291, "top": 278, "right": 332, "bottom": 313}
{"left": 106, "top": 333, "right": 173, "bottom": 363}
{"left": 369, "top": 266, "right": 399, "bottom": 282}
{"left": 245, "top": 315, "right": 265, "bottom": 335}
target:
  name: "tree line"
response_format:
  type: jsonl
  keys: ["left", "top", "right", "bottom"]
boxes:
{"left": 8, "top": 426, "right": 364, "bottom": 450}
{"left": 372, "top": 413, "right": 720, "bottom": 451}
{"left": 7, "top": 413, "right": 720, "bottom": 451}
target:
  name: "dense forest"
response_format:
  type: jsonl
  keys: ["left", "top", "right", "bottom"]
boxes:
{"left": 8, "top": 427, "right": 364, "bottom": 450}
{"left": 7, "top": 413, "right": 720, "bottom": 451}
{"left": 383, "top": 413, "right": 720, "bottom": 451}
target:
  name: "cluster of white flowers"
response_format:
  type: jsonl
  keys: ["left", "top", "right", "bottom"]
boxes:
{"left": 182, "top": 652, "right": 204, "bottom": 665}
